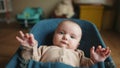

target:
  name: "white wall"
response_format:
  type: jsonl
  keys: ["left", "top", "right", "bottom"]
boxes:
{"left": 12, "top": 0, "right": 62, "bottom": 18}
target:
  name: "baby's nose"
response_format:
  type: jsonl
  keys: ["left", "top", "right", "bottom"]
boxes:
{"left": 63, "top": 34, "right": 69, "bottom": 40}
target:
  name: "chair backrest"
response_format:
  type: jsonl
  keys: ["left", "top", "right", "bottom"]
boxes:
{"left": 30, "top": 18, "right": 104, "bottom": 57}
{"left": 6, "top": 18, "right": 115, "bottom": 68}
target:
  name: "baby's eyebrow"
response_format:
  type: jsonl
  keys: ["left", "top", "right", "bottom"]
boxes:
{"left": 56, "top": 30, "right": 64, "bottom": 33}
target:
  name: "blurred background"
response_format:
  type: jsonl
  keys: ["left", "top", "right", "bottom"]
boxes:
{"left": 0, "top": 0, "right": 120, "bottom": 67}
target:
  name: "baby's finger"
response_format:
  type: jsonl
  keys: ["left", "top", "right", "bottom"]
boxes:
{"left": 96, "top": 46, "right": 101, "bottom": 53}
{"left": 16, "top": 36, "right": 24, "bottom": 43}
{"left": 19, "top": 31, "right": 25, "bottom": 39}
{"left": 98, "top": 45, "right": 102, "bottom": 49}
{"left": 101, "top": 50, "right": 111, "bottom": 57}
{"left": 104, "top": 47, "right": 110, "bottom": 54}
{"left": 100, "top": 47, "right": 109, "bottom": 53}
{"left": 90, "top": 46, "right": 95, "bottom": 55}
{"left": 105, "top": 50, "right": 111, "bottom": 57}
{"left": 25, "top": 33, "right": 29, "bottom": 39}
{"left": 28, "top": 34, "right": 33, "bottom": 44}
{"left": 98, "top": 45, "right": 106, "bottom": 52}
{"left": 100, "top": 48, "right": 110, "bottom": 57}
{"left": 29, "top": 34, "right": 35, "bottom": 44}
{"left": 105, "top": 47, "right": 111, "bottom": 55}
{"left": 106, "top": 47, "right": 110, "bottom": 51}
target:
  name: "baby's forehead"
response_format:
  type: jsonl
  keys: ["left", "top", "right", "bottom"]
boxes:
{"left": 58, "top": 20, "right": 81, "bottom": 29}
{"left": 57, "top": 20, "right": 82, "bottom": 33}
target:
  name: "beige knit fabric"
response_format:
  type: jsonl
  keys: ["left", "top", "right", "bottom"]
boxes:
{"left": 31, "top": 46, "right": 94, "bottom": 67}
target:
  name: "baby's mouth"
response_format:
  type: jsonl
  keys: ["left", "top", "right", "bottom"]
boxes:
{"left": 61, "top": 41, "right": 68, "bottom": 45}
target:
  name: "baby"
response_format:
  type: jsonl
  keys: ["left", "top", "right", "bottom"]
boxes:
{"left": 16, "top": 20, "right": 111, "bottom": 67}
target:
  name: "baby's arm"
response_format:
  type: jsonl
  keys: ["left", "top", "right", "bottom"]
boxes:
{"left": 32, "top": 46, "right": 41, "bottom": 61}
{"left": 16, "top": 31, "right": 38, "bottom": 60}
{"left": 90, "top": 45, "right": 111, "bottom": 63}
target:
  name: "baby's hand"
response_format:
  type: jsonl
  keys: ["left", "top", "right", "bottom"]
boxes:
{"left": 90, "top": 45, "right": 111, "bottom": 63}
{"left": 16, "top": 31, "right": 38, "bottom": 50}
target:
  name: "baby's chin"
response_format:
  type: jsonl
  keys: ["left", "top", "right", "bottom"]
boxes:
{"left": 56, "top": 44, "right": 68, "bottom": 48}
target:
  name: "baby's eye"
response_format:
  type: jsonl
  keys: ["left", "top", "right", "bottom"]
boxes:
{"left": 71, "top": 36, "right": 75, "bottom": 39}
{"left": 59, "top": 31, "right": 64, "bottom": 34}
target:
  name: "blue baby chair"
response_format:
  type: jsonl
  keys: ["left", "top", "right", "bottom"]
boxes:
{"left": 6, "top": 18, "right": 116, "bottom": 68}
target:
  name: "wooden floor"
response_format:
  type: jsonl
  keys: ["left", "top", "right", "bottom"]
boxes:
{"left": 101, "top": 30, "right": 120, "bottom": 68}
{"left": 0, "top": 22, "right": 120, "bottom": 68}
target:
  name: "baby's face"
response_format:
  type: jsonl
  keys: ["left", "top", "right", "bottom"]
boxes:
{"left": 53, "top": 21, "right": 82, "bottom": 50}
